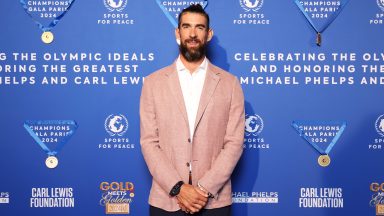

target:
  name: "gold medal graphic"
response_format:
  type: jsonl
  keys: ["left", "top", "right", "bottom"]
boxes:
{"left": 318, "top": 155, "right": 331, "bottom": 167}
{"left": 45, "top": 156, "right": 59, "bottom": 169}
{"left": 41, "top": 31, "right": 54, "bottom": 44}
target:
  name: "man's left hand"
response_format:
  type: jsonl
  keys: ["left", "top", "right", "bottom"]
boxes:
{"left": 176, "top": 184, "right": 208, "bottom": 214}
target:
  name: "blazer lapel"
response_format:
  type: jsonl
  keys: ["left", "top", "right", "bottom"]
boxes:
{"left": 165, "top": 63, "right": 190, "bottom": 132}
{"left": 193, "top": 62, "right": 220, "bottom": 133}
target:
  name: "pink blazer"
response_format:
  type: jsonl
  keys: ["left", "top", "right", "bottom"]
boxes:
{"left": 140, "top": 60, "right": 245, "bottom": 211}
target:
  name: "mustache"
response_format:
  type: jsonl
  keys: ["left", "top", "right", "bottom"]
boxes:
{"left": 185, "top": 38, "right": 202, "bottom": 44}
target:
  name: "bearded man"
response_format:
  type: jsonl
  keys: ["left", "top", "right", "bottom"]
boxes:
{"left": 140, "top": 4, "right": 245, "bottom": 216}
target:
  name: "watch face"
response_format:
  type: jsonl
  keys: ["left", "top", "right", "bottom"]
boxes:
{"left": 174, "top": 187, "right": 180, "bottom": 196}
{"left": 170, "top": 181, "right": 183, "bottom": 196}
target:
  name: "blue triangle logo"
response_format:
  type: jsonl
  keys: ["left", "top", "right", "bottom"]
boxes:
{"left": 292, "top": 120, "right": 346, "bottom": 155}
{"left": 294, "top": 0, "right": 349, "bottom": 35}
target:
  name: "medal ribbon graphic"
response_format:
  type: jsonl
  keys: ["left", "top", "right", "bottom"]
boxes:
{"left": 19, "top": 0, "right": 76, "bottom": 42}
{"left": 294, "top": 0, "right": 349, "bottom": 46}
{"left": 24, "top": 120, "right": 78, "bottom": 158}
{"left": 292, "top": 120, "right": 346, "bottom": 164}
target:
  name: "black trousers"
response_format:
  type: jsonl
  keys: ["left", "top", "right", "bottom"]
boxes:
{"left": 150, "top": 205, "right": 231, "bottom": 216}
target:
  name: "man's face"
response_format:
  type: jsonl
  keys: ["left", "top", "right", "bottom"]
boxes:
{"left": 176, "top": 12, "right": 213, "bottom": 62}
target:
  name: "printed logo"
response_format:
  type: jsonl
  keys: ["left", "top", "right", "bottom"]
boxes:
{"left": 292, "top": 120, "right": 346, "bottom": 166}
{"left": 23, "top": 0, "right": 72, "bottom": 19}
{"left": 368, "top": 115, "right": 384, "bottom": 150}
{"left": 0, "top": 192, "right": 9, "bottom": 204}
{"left": 99, "top": 114, "right": 134, "bottom": 150}
{"left": 244, "top": 114, "right": 269, "bottom": 149}
{"left": 297, "top": 0, "right": 343, "bottom": 21}
{"left": 239, "top": 0, "right": 263, "bottom": 12}
{"left": 369, "top": 0, "right": 384, "bottom": 24}
{"left": 105, "top": 114, "right": 129, "bottom": 136}
{"left": 104, "top": 0, "right": 128, "bottom": 12}
{"left": 378, "top": 0, "right": 384, "bottom": 12}
{"left": 99, "top": 182, "right": 134, "bottom": 214}
{"left": 299, "top": 187, "right": 343, "bottom": 208}
{"left": 294, "top": 0, "right": 349, "bottom": 45}
{"left": 30, "top": 188, "right": 74, "bottom": 207}
{"left": 245, "top": 114, "right": 263, "bottom": 136}
{"left": 97, "top": 0, "right": 134, "bottom": 25}
{"left": 232, "top": 191, "right": 278, "bottom": 203}
{"left": 378, "top": 204, "right": 384, "bottom": 216}
{"left": 20, "top": 0, "right": 76, "bottom": 42}
{"left": 233, "top": 0, "right": 270, "bottom": 25}
{"left": 375, "top": 114, "right": 384, "bottom": 137}
{"left": 370, "top": 182, "right": 384, "bottom": 215}
{"left": 24, "top": 120, "right": 78, "bottom": 168}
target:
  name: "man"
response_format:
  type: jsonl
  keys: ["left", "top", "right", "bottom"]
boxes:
{"left": 140, "top": 4, "right": 244, "bottom": 216}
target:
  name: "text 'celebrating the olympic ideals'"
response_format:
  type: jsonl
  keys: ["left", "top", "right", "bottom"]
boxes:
{"left": 0, "top": 52, "right": 155, "bottom": 86}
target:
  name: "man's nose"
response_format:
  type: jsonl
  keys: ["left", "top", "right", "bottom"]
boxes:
{"left": 189, "top": 28, "right": 197, "bottom": 38}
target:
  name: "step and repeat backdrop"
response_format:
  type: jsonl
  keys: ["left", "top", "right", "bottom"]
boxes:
{"left": 0, "top": 0, "right": 383, "bottom": 215}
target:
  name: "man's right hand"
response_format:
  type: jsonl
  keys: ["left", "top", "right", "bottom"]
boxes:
{"left": 176, "top": 184, "right": 208, "bottom": 214}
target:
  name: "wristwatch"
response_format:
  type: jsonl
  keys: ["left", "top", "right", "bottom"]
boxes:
{"left": 169, "top": 181, "right": 184, "bottom": 197}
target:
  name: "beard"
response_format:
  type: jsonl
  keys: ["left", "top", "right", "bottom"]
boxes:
{"left": 179, "top": 38, "right": 207, "bottom": 62}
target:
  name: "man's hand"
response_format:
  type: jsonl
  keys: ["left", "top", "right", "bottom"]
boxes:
{"left": 195, "top": 186, "right": 209, "bottom": 197}
{"left": 177, "top": 200, "right": 188, "bottom": 213}
{"left": 176, "top": 184, "right": 208, "bottom": 214}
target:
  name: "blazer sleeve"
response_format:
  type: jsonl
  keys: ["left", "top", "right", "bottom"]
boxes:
{"left": 140, "top": 76, "right": 183, "bottom": 194}
{"left": 198, "top": 76, "right": 245, "bottom": 196}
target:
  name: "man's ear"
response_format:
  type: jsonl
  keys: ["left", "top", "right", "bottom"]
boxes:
{"left": 175, "top": 28, "right": 180, "bottom": 40}
{"left": 207, "top": 28, "right": 214, "bottom": 42}
{"left": 175, "top": 28, "right": 181, "bottom": 45}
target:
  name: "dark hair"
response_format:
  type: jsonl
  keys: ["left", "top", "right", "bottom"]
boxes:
{"left": 178, "top": 4, "right": 210, "bottom": 29}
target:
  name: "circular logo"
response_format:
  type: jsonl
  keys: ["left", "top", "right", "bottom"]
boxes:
{"left": 240, "top": 0, "right": 263, "bottom": 12}
{"left": 45, "top": 156, "right": 59, "bottom": 169}
{"left": 375, "top": 114, "right": 384, "bottom": 137}
{"left": 245, "top": 114, "right": 264, "bottom": 136}
{"left": 318, "top": 155, "right": 331, "bottom": 167}
{"left": 104, "top": 0, "right": 128, "bottom": 12}
{"left": 105, "top": 114, "right": 128, "bottom": 136}
{"left": 378, "top": 0, "right": 384, "bottom": 12}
